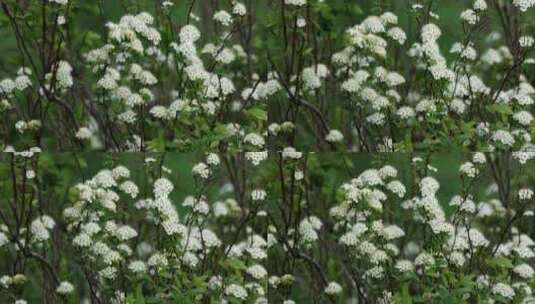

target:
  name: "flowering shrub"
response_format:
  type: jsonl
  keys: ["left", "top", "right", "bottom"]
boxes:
{"left": 267, "top": 152, "right": 535, "bottom": 303}
{"left": 0, "top": 152, "right": 534, "bottom": 302}
{"left": 0, "top": 0, "right": 535, "bottom": 303}
{"left": 0, "top": 153, "right": 270, "bottom": 303}
{"left": 0, "top": 0, "right": 533, "bottom": 152}
{"left": 1, "top": 1, "right": 266, "bottom": 152}
{"left": 265, "top": 0, "right": 535, "bottom": 151}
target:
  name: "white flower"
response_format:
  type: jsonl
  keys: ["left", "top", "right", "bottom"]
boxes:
{"left": 420, "top": 177, "right": 440, "bottom": 197}
{"left": 492, "top": 130, "right": 515, "bottom": 146}
{"left": 387, "top": 180, "right": 406, "bottom": 197}
{"left": 285, "top": 0, "right": 306, "bottom": 6}
{"left": 324, "top": 282, "right": 343, "bottom": 295}
{"left": 449, "top": 251, "right": 466, "bottom": 267}
{"left": 473, "top": 153, "right": 486, "bottom": 164}
{"left": 380, "top": 12, "right": 398, "bottom": 25}
{"left": 99, "top": 266, "right": 117, "bottom": 279}
{"left": 162, "top": 1, "right": 174, "bottom": 8}
{"left": 459, "top": 162, "right": 478, "bottom": 178}
{"left": 120, "top": 181, "right": 139, "bottom": 198}
{"left": 379, "top": 165, "right": 397, "bottom": 178}
{"left": 208, "top": 275, "right": 223, "bottom": 290}
{"left": 513, "top": 0, "right": 535, "bottom": 12}
{"left": 414, "top": 252, "right": 435, "bottom": 267}
{"left": 179, "top": 25, "right": 201, "bottom": 43}
{"left": 206, "top": 153, "right": 220, "bottom": 166}
{"left": 128, "top": 260, "right": 147, "bottom": 273}
{"left": 50, "top": 0, "right": 68, "bottom": 5}
{"left": 251, "top": 189, "right": 267, "bottom": 201}
{"left": 492, "top": 282, "right": 515, "bottom": 299}
{"left": 30, "top": 216, "right": 55, "bottom": 242}
{"left": 245, "top": 151, "right": 268, "bottom": 166}
{"left": 395, "top": 260, "right": 414, "bottom": 272}
{"left": 115, "top": 225, "right": 137, "bottom": 241}
{"left": 513, "top": 152, "right": 535, "bottom": 164}
{"left": 367, "top": 113, "right": 385, "bottom": 125}
{"left": 514, "top": 263, "right": 534, "bottom": 279}
{"left": 73, "top": 233, "right": 92, "bottom": 247}
{"left": 154, "top": 178, "right": 174, "bottom": 198}
{"left": 147, "top": 253, "right": 168, "bottom": 268}
{"left": 397, "top": 106, "right": 415, "bottom": 119}
{"left": 75, "top": 127, "right": 92, "bottom": 140}
{"left": 519, "top": 36, "right": 534, "bottom": 48}
{"left": 362, "top": 16, "right": 385, "bottom": 33}
{"left": 460, "top": 9, "right": 479, "bottom": 25}
{"left": 474, "top": 0, "right": 488, "bottom": 11}
{"left": 387, "top": 27, "right": 407, "bottom": 45}
{"left": 233, "top": 2, "right": 247, "bottom": 16}
{"left": 519, "top": 188, "right": 533, "bottom": 200}
{"left": 247, "top": 264, "right": 267, "bottom": 280}
{"left": 225, "top": 283, "right": 248, "bottom": 300}
{"left": 325, "top": 129, "right": 344, "bottom": 143}
{"left": 213, "top": 10, "right": 233, "bottom": 26}
{"left": 0, "top": 79, "right": 16, "bottom": 95}
{"left": 56, "top": 281, "right": 74, "bottom": 295}
{"left": 382, "top": 225, "right": 405, "bottom": 240}
{"left": 14, "top": 75, "right": 31, "bottom": 90}
{"left": 0, "top": 232, "right": 8, "bottom": 247}
{"left": 421, "top": 23, "right": 441, "bottom": 43}
{"left": 54, "top": 61, "right": 74, "bottom": 89}
{"left": 299, "top": 218, "right": 319, "bottom": 243}
{"left": 244, "top": 133, "right": 265, "bottom": 148}
{"left": 15, "top": 121, "right": 27, "bottom": 133}
{"left": 192, "top": 162, "right": 211, "bottom": 179}
{"left": 26, "top": 170, "right": 36, "bottom": 179}
{"left": 513, "top": 111, "right": 533, "bottom": 126}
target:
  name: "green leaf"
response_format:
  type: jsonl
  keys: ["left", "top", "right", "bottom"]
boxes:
{"left": 487, "top": 256, "right": 513, "bottom": 269}
{"left": 246, "top": 107, "right": 267, "bottom": 122}
{"left": 221, "top": 258, "right": 247, "bottom": 272}
{"left": 125, "top": 284, "right": 145, "bottom": 304}
{"left": 401, "top": 283, "right": 412, "bottom": 304}
{"left": 486, "top": 104, "right": 512, "bottom": 115}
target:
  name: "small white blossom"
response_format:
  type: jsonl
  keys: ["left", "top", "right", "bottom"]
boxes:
{"left": 324, "top": 282, "right": 343, "bottom": 295}
{"left": 56, "top": 281, "right": 74, "bottom": 295}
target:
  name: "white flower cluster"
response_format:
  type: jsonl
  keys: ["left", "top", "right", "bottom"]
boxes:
{"left": 56, "top": 281, "right": 74, "bottom": 295}
{"left": 0, "top": 68, "right": 32, "bottom": 97}
{"left": 513, "top": 0, "right": 535, "bottom": 12}
{"left": 61, "top": 166, "right": 145, "bottom": 281}
{"left": 290, "top": 4, "right": 535, "bottom": 151}
{"left": 285, "top": 0, "right": 306, "bottom": 6}
{"left": 30, "top": 215, "right": 56, "bottom": 242}
{"left": 263, "top": 155, "right": 534, "bottom": 303}
{"left": 24, "top": 157, "right": 269, "bottom": 301}
{"left": 324, "top": 281, "right": 343, "bottom": 295}
{"left": 46, "top": 9, "right": 266, "bottom": 151}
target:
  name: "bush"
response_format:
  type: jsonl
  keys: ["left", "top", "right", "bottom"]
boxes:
{"left": 0, "top": 0, "right": 534, "bottom": 303}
